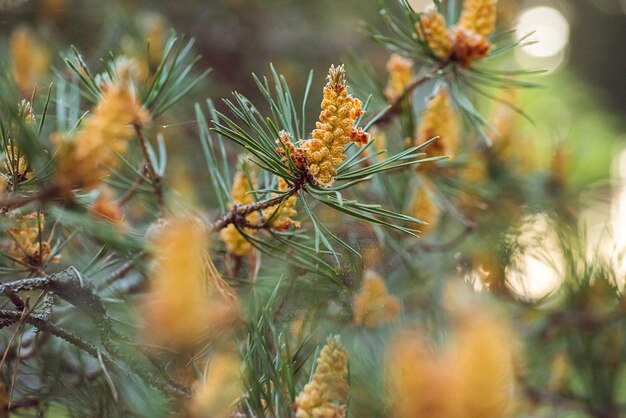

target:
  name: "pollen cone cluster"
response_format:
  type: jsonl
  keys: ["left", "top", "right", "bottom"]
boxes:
{"left": 387, "top": 308, "right": 515, "bottom": 418}
{"left": 301, "top": 65, "right": 369, "bottom": 186}
{"left": 353, "top": 270, "right": 402, "bottom": 328}
{"left": 459, "top": 0, "right": 498, "bottom": 37}
{"left": 188, "top": 353, "right": 242, "bottom": 418}
{"left": 142, "top": 218, "right": 238, "bottom": 348}
{"left": 8, "top": 212, "right": 58, "bottom": 267}
{"left": 416, "top": 86, "right": 459, "bottom": 159}
{"left": 384, "top": 54, "right": 414, "bottom": 101}
{"left": 416, "top": 0, "right": 498, "bottom": 67}
{"left": 410, "top": 179, "right": 440, "bottom": 235}
{"left": 263, "top": 178, "right": 300, "bottom": 231}
{"left": 219, "top": 167, "right": 260, "bottom": 256}
{"left": 53, "top": 60, "right": 150, "bottom": 195}
{"left": 295, "top": 336, "right": 349, "bottom": 418}
{"left": 418, "top": 9, "right": 454, "bottom": 60}
{"left": 9, "top": 26, "right": 50, "bottom": 95}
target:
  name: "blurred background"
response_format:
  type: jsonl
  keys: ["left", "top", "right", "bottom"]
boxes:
{"left": 0, "top": 0, "right": 625, "bottom": 296}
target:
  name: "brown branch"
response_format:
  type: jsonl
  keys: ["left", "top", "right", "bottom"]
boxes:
{"left": 134, "top": 124, "right": 164, "bottom": 216}
{"left": 0, "top": 189, "right": 51, "bottom": 215}
{"left": 209, "top": 173, "right": 306, "bottom": 232}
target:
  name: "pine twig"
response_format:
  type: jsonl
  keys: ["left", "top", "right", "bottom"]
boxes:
{"left": 208, "top": 172, "right": 305, "bottom": 232}
{"left": 134, "top": 123, "right": 164, "bottom": 216}
{"left": 373, "top": 63, "right": 447, "bottom": 126}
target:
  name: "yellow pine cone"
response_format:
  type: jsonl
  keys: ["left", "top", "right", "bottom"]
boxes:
{"left": 459, "top": 0, "right": 498, "bottom": 38}
{"left": 188, "top": 353, "right": 242, "bottom": 418}
{"left": 219, "top": 167, "right": 260, "bottom": 256}
{"left": 353, "top": 270, "right": 401, "bottom": 328}
{"left": 301, "top": 65, "right": 369, "bottom": 186}
{"left": 142, "top": 218, "right": 238, "bottom": 348}
{"left": 452, "top": 27, "right": 492, "bottom": 67}
{"left": 9, "top": 26, "right": 50, "bottom": 95}
{"left": 384, "top": 53, "right": 414, "bottom": 102}
{"left": 53, "top": 59, "right": 150, "bottom": 195}
{"left": 416, "top": 86, "right": 459, "bottom": 159}
{"left": 295, "top": 336, "right": 349, "bottom": 418}
{"left": 410, "top": 179, "right": 440, "bottom": 236}
{"left": 263, "top": 178, "right": 300, "bottom": 231}
{"left": 417, "top": 9, "right": 454, "bottom": 60}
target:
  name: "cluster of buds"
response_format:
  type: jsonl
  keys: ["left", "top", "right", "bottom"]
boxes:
{"left": 1, "top": 101, "right": 37, "bottom": 195}
{"left": 7, "top": 212, "right": 59, "bottom": 269}
{"left": 410, "top": 179, "right": 440, "bottom": 236}
{"left": 388, "top": 304, "right": 515, "bottom": 418}
{"left": 416, "top": 86, "right": 460, "bottom": 159}
{"left": 53, "top": 59, "right": 150, "bottom": 196}
{"left": 295, "top": 336, "right": 349, "bottom": 418}
{"left": 219, "top": 166, "right": 260, "bottom": 257}
{"left": 262, "top": 177, "right": 300, "bottom": 231}
{"left": 142, "top": 218, "right": 238, "bottom": 348}
{"left": 9, "top": 26, "right": 50, "bottom": 96}
{"left": 276, "top": 130, "right": 307, "bottom": 170}
{"left": 417, "top": 0, "right": 498, "bottom": 67}
{"left": 299, "top": 65, "right": 369, "bottom": 186}
{"left": 352, "top": 270, "right": 402, "bottom": 328}
{"left": 188, "top": 353, "right": 242, "bottom": 418}
{"left": 121, "top": 12, "right": 169, "bottom": 83}
{"left": 384, "top": 54, "right": 414, "bottom": 102}
{"left": 88, "top": 186, "right": 125, "bottom": 227}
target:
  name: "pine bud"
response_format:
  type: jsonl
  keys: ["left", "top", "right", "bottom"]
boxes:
{"left": 188, "top": 353, "right": 242, "bottom": 418}
{"left": 9, "top": 26, "right": 50, "bottom": 95}
{"left": 410, "top": 180, "right": 440, "bottom": 236}
{"left": 417, "top": 9, "right": 454, "bottom": 60}
{"left": 416, "top": 86, "right": 460, "bottom": 159}
{"left": 459, "top": 0, "right": 498, "bottom": 38}
{"left": 295, "top": 336, "right": 349, "bottom": 418}
{"left": 263, "top": 178, "right": 300, "bottom": 231}
{"left": 301, "top": 65, "right": 369, "bottom": 186}
{"left": 452, "top": 27, "right": 492, "bottom": 67}
{"left": 219, "top": 167, "right": 260, "bottom": 256}
{"left": 8, "top": 212, "right": 58, "bottom": 268}
{"left": 384, "top": 53, "right": 414, "bottom": 102}
{"left": 353, "top": 270, "right": 401, "bottom": 328}
{"left": 142, "top": 218, "right": 238, "bottom": 348}
{"left": 53, "top": 59, "right": 150, "bottom": 195}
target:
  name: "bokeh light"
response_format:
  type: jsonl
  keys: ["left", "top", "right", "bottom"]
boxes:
{"left": 515, "top": 5, "right": 571, "bottom": 72}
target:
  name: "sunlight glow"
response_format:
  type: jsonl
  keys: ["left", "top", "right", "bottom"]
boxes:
{"left": 515, "top": 6, "right": 570, "bottom": 58}
{"left": 507, "top": 213, "right": 564, "bottom": 300}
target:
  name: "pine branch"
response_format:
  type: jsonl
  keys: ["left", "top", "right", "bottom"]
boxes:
{"left": 0, "top": 309, "right": 189, "bottom": 397}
